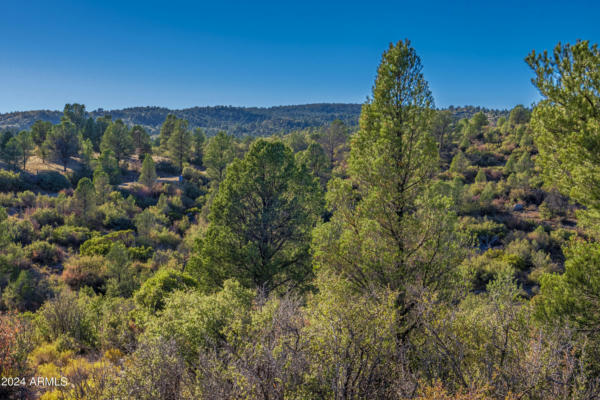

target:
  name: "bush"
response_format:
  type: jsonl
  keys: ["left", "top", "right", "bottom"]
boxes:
{"left": 128, "top": 246, "right": 154, "bottom": 262}
{"left": 98, "top": 297, "right": 136, "bottom": 352}
{"left": 31, "top": 208, "right": 64, "bottom": 227}
{"left": 0, "top": 170, "right": 24, "bottom": 192}
{"left": 36, "top": 290, "right": 97, "bottom": 348}
{"left": 17, "top": 190, "right": 36, "bottom": 208}
{"left": 80, "top": 230, "right": 135, "bottom": 256}
{"left": 50, "top": 225, "right": 93, "bottom": 247}
{"left": 33, "top": 171, "right": 71, "bottom": 192}
{"left": 2, "top": 269, "right": 51, "bottom": 311}
{"left": 153, "top": 229, "right": 181, "bottom": 249}
{"left": 25, "top": 240, "right": 64, "bottom": 265}
{"left": 8, "top": 218, "right": 36, "bottom": 245}
{"left": 62, "top": 255, "right": 106, "bottom": 291}
{"left": 155, "top": 160, "right": 179, "bottom": 175}
{"left": 134, "top": 269, "right": 198, "bottom": 312}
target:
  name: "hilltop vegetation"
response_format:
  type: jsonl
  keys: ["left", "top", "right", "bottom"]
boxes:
{"left": 0, "top": 103, "right": 507, "bottom": 138}
{"left": 1, "top": 39, "right": 600, "bottom": 399}
{"left": 0, "top": 104, "right": 362, "bottom": 137}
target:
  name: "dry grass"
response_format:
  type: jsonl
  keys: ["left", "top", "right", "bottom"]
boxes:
{"left": 24, "top": 155, "right": 82, "bottom": 174}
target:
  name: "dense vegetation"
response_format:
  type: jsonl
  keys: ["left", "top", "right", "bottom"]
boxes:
{"left": 0, "top": 104, "right": 363, "bottom": 137}
{"left": 1, "top": 39, "right": 599, "bottom": 399}
{"left": 0, "top": 103, "right": 504, "bottom": 139}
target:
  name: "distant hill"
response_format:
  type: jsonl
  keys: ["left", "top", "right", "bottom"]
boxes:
{"left": 0, "top": 103, "right": 509, "bottom": 136}
{"left": 0, "top": 104, "right": 363, "bottom": 137}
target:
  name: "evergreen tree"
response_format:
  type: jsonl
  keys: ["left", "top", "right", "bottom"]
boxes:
{"left": 63, "top": 103, "right": 87, "bottom": 131}
{"left": 100, "top": 119, "right": 134, "bottom": 165}
{"left": 159, "top": 114, "right": 177, "bottom": 150}
{"left": 30, "top": 120, "right": 52, "bottom": 147}
{"left": 93, "top": 168, "right": 111, "bottom": 204}
{"left": 312, "top": 40, "right": 465, "bottom": 336}
{"left": 1, "top": 137, "right": 23, "bottom": 170}
{"left": 74, "top": 177, "right": 96, "bottom": 222}
{"left": 105, "top": 243, "right": 136, "bottom": 298}
{"left": 193, "top": 139, "right": 323, "bottom": 293}
{"left": 97, "top": 149, "right": 120, "bottom": 183}
{"left": 527, "top": 40, "right": 600, "bottom": 218}
{"left": 44, "top": 118, "right": 79, "bottom": 171}
{"left": 449, "top": 150, "right": 469, "bottom": 175}
{"left": 475, "top": 168, "right": 487, "bottom": 183}
{"left": 516, "top": 152, "right": 533, "bottom": 173}
{"left": 204, "top": 131, "right": 235, "bottom": 184}
{"left": 191, "top": 128, "right": 206, "bottom": 166}
{"left": 167, "top": 119, "right": 191, "bottom": 172}
{"left": 16, "top": 131, "right": 33, "bottom": 170}
{"left": 295, "top": 142, "right": 331, "bottom": 188}
{"left": 318, "top": 119, "right": 348, "bottom": 164}
{"left": 131, "top": 125, "right": 152, "bottom": 158}
{"left": 504, "top": 153, "right": 517, "bottom": 175}
{"left": 509, "top": 105, "right": 531, "bottom": 125}
{"left": 432, "top": 109, "right": 454, "bottom": 157}
{"left": 138, "top": 154, "right": 157, "bottom": 189}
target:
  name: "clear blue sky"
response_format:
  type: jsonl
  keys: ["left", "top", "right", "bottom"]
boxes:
{"left": 1, "top": 0, "right": 599, "bottom": 113}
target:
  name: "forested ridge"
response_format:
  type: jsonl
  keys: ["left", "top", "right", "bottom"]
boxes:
{"left": 0, "top": 103, "right": 504, "bottom": 138}
{"left": 1, "top": 39, "right": 600, "bottom": 399}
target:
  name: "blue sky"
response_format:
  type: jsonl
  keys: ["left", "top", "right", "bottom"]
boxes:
{"left": 1, "top": 0, "right": 598, "bottom": 112}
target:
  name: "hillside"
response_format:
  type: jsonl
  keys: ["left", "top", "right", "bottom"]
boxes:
{"left": 0, "top": 104, "right": 362, "bottom": 137}
{"left": 0, "top": 103, "right": 508, "bottom": 137}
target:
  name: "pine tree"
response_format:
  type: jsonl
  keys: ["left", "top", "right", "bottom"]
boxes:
{"left": 193, "top": 139, "right": 323, "bottom": 293}
{"left": 191, "top": 128, "right": 206, "bottom": 166}
{"left": 204, "top": 131, "right": 235, "bottom": 184}
{"left": 100, "top": 119, "right": 134, "bottom": 165}
{"left": 74, "top": 177, "right": 97, "bottom": 222}
{"left": 93, "top": 168, "right": 111, "bottom": 205}
{"left": 475, "top": 168, "right": 487, "bottom": 183}
{"left": 139, "top": 154, "right": 157, "bottom": 189}
{"left": 44, "top": 118, "right": 79, "bottom": 171}
{"left": 1, "top": 137, "right": 23, "bottom": 170}
{"left": 312, "top": 40, "right": 465, "bottom": 336}
{"left": 159, "top": 114, "right": 177, "bottom": 150}
{"left": 449, "top": 151, "right": 469, "bottom": 175}
{"left": 131, "top": 125, "right": 152, "bottom": 158}
{"left": 167, "top": 119, "right": 191, "bottom": 172}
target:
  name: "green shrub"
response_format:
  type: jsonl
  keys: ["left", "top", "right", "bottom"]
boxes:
{"left": 80, "top": 230, "right": 135, "bottom": 256}
{"left": 128, "top": 246, "right": 154, "bottom": 262}
{"left": 153, "top": 229, "right": 181, "bottom": 249}
{"left": 155, "top": 160, "right": 179, "bottom": 175}
{"left": 2, "top": 269, "right": 50, "bottom": 311}
{"left": 25, "top": 240, "right": 64, "bottom": 265}
{"left": 0, "top": 170, "right": 24, "bottom": 192}
{"left": 134, "top": 269, "right": 198, "bottom": 312}
{"left": 17, "top": 190, "right": 36, "bottom": 208}
{"left": 79, "top": 237, "right": 114, "bottom": 257}
{"left": 0, "top": 192, "right": 16, "bottom": 207}
{"left": 33, "top": 171, "right": 71, "bottom": 191}
{"left": 50, "top": 225, "right": 93, "bottom": 247}
{"left": 8, "top": 218, "right": 36, "bottom": 244}
{"left": 31, "top": 208, "right": 64, "bottom": 227}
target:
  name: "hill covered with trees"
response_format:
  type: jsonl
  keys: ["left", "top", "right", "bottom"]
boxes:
{"left": 2, "top": 39, "right": 600, "bottom": 399}
{"left": 0, "top": 103, "right": 508, "bottom": 138}
{"left": 0, "top": 104, "right": 362, "bottom": 137}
